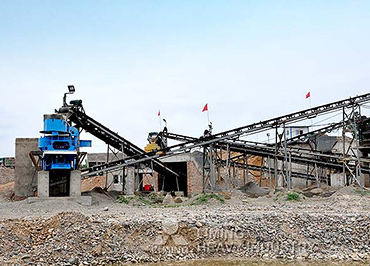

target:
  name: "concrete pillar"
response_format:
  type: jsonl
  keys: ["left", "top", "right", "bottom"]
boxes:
{"left": 37, "top": 171, "right": 49, "bottom": 197}
{"left": 360, "top": 151, "right": 370, "bottom": 187}
{"left": 15, "top": 138, "right": 38, "bottom": 197}
{"left": 365, "top": 174, "right": 370, "bottom": 188}
{"left": 107, "top": 170, "right": 124, "bottom": 191}
{"left": 125, "top": 168, "right": 135, "bottom": 195}
{"left": 70, "top": 170, "right": 81, "bottom": 197}
{"left": 331, "top": 173, "right": 346, "bottom": 187}
{"left": 277, "top": 174, "right": 284, "bottom": 188}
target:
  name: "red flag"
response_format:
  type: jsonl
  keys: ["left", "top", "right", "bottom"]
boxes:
{"left": 158, "top": 110, "right": 160, "bottom": 116}
{"left": 306, "top": 92, "right": 310, "bottom": 99}
{"left": 202, "top": 103, "right": 208, "bottom": 112}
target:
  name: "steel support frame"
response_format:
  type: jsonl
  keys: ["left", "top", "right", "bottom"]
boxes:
{"left": 342, "top": 104, "right": 364, "bottom": 188}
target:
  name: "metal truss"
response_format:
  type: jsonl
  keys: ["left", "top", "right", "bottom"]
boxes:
{"left": 63, "top": 92, "right": 370, "bottom": 192}
{"left": 58, "top": 105, "right": 179, "bottom": 179}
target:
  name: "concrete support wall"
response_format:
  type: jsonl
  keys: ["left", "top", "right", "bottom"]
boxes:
{"left": 70, "top": 170, "right": 81, "bottom": 197}
{"left": 187, "top": 161, "right": 203, "bottom": 195}
{"left": 360, "top": 151, "right": 370, "bottom": 187}
{"left": 38, "top": 170, "right": 82, "bottom": 197}
{"left": 364, "top": 172, "right": 370, "bottom": 188}
{"left": 105, "top": 167, "right": 145, "bottom": 194}
{"left": 15, "top": 138, "right": 38, "bottom": 197}
{"left": 37, "top": 171, "right": 49, "bottom": 197}
{"left": 331, "top": 173, "right": 346, "bottom": 187}
{"left": 107, "top": 169, "right": 125, "bottom": 191}
{"left": 125, "top": 168, "right": 135, "bottom": 195}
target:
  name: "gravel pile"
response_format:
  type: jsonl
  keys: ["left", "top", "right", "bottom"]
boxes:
{"left": 0, "top": 200, "right": 369, "bottom": 265}
{"left": 0, "top": 167, "right": 15, "bottom": 184}
{"left": 238, "top": 181, "right": 270, "bottom": 197}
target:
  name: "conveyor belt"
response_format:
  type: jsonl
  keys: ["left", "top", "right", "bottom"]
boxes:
{"left": 162, "top": 121, "right": 345, "bottom": 146}
{"left": 81, "top": 127, "right": 370, "bottom": 177}
{"left": 217, "top": 161, "right": 319, "bottom": 181}
{"left": 60, "top": 106, "right": 179, "bottom": 177}
{"left": 163, "top": 129, "right": 370, "bottom": 174}
{"left": 212, "top": 93, "right": 370, "bottom": 140}
{"left": 163, "top": 132, "right": 362, "bottom": 171}
{"left": 75, "top": 93, "right": 370, "bottom": 176}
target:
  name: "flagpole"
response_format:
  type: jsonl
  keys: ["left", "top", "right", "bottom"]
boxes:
{"left": 202, "top": 103, "right": 210, "bottom": 129}
{"left": 309, "top": 95, "right": 313, "bottom": 126}
{"left": 158, "top": 110, "right": 162, "bottom": 131}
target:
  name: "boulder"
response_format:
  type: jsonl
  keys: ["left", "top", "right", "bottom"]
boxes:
{"left": 174, "top": 197, "right": 183, "bottom": 203}
{"left": 162, "top": 193, "right": 175, "bottom": 204}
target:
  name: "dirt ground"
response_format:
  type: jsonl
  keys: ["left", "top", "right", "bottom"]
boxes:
{"left": 0, "top": 181, "right": 369, "bottom": 221}
{"left": 1, "top": 181, "right": 370, "bottom": 265}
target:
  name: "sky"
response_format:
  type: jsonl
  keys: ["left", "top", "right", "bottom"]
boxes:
{"left": 1, "top": 0, "right": 370, "bottom": 156}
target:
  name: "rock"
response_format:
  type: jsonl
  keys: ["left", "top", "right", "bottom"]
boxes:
{"left": 174, "top": 191, "right": 184, "bottom": 197}
{"left": 220, "top": 191, "right": 231, "bottom": 198}
{"left": 174, "top": 197, "right": 183, "bottom": 203}
{"left": 103, "top": 206, "right": 109, "bottom": 211}
{"left": 310, "top": 188, "right": 324, "bottom": 195}
{"left": 92, "top": 244, "right": 102, "bottom": 256}
{"left": 172, "top": 234, "right": 188, "bottom": 246}
{"left": 162, "top": 193, "right": 175, "bottom": 205}
{"left": 195, "top": 221, "right": 203, "bottom": 228}
{"left": 224, "top": 195, "right": 231, "bottom": 200}
{"left": 21, "top": 254, "right": 31, "bottom": 259}
{"left": 162, "top": 219, "right": 179, "bottom": 235}
{"left": 301, "top": 252, "right": 309, "bottom": 258}
{"left": 69, "top": 256, "right": 79, "bottom": 265}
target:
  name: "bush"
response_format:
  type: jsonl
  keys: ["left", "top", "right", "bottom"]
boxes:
{"left": 148, "top": 193, "right": 164, "bottom": 203}
{"left": 117, "top": 195, "right": 152, "bottom": 205}
{"left": 137, "top": 196, "right": 152, "bottom": 205}
{"left": 286, "top": 192, "right": 300, "bottom": 201}
{"left": 190, "top": 193, "right": 225, "bottom": 206}
{"left": 353, "top": 189, "right": 370, "bottom": 196}
{"left": 116, "top": 196, "right": 130, "bottom": 204}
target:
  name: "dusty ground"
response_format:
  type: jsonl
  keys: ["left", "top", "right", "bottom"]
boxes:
{"left": 1, "top": 184, "right": 369, "bottom": 221}
{"left": 0, "top": 167, "right": 15, "bottom": 184}
{"left": 0, "top": 184, "right": 369, "bottom": 265}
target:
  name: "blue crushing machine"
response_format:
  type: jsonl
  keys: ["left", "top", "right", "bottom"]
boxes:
{"left": 37, "top": 86, "right": 91, "bottom": 197}
{"left": 39, "top": 114, "right": 91, "bottom": 170}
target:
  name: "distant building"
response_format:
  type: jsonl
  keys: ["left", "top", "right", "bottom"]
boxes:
{"left": 84, "top": 151, "right": 203, "bottom": 196}
{"left": 285, "top": 126, "right": 310, "bottom": 139}
{"left": 0, "top": 157, "right": 15, "bottom": 168}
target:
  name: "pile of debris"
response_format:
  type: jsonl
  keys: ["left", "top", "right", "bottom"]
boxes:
{"left": 301, "top": 184, "right": 338, "bottom": 198}
{"left": 0, "top": 166, "right": 15, "bottom": 185}
{"left": 238, "top": 181, "right": 270, "bottom": 197}
{"left": 1, "top": 208, "right": 370, "bottom": 264}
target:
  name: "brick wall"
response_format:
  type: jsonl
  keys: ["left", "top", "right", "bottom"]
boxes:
{"left": 187, "top": 161, "right": 203, "bottom": 195}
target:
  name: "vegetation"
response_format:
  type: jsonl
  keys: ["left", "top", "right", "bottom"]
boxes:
{"left": 116, "top": 196, "right": 130, "bottom": 204}
{"left": 148, "top": 193, "right": 165, "bottom": 203}
{"left": 353, "top": 189, "right": 370, "bottom": 196}
{"left": 190, "top": 193, "right": 225, "bottom": 206}
{"left": 286, "top": 192, "right": 300, "bottom": 201}
{"left": 137, "top": 196, "right": 152, "bottom": 205}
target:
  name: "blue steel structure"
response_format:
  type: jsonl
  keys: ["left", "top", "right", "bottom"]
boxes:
{"left": 39, "top": 114, "right": 91, "bottom": 171}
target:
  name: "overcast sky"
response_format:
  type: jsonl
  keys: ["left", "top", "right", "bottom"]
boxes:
{"left": 1, "top": 0, "right": 370, "bottom": 156}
